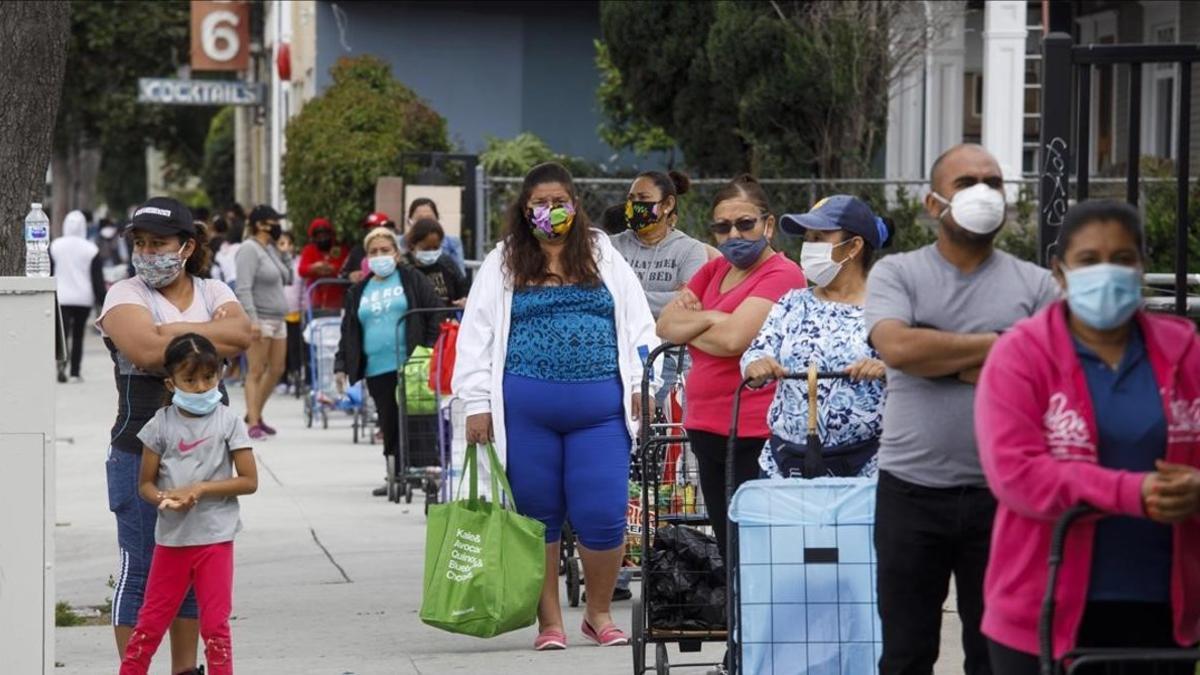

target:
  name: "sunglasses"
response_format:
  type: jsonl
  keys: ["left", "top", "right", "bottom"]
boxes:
{"left": 708, "top": 215, "right": 764, "bottom": 235}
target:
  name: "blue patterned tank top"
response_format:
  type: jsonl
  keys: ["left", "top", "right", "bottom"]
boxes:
{"left": 505, "top": 284, "right": 620, "bottom": 382}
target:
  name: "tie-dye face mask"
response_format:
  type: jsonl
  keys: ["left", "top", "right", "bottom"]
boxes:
{"left": 528, "top": 203, "right": 575, "bottom": 241}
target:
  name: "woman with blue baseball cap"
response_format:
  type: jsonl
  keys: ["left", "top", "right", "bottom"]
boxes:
{"left": 741, "top": 194, "right": 894, "bottom": 478}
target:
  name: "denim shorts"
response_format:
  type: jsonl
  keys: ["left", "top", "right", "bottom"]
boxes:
{"left": 106, "top": 446, "right": 198, "bottom": 626}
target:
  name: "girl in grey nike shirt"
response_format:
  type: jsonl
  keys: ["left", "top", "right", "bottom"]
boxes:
{"left": 120, "top": 333, "right": 257, "bottom": 675}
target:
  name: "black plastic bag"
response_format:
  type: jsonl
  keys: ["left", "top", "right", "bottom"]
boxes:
{"left": 645, "top": 524, "right": 726, "bottom": 630}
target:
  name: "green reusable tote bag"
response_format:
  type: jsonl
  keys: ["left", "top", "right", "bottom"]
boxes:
{"left": 419, "top": 443, "right": 545, "bottom": 637}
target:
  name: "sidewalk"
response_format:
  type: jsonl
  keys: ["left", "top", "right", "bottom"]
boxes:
{"left": 54, "top": 330, "right": 964, "bottom": 674}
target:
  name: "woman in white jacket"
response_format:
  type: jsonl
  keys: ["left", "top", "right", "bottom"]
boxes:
{"left": 452, "top": 162, "right": 658, "bottom": 651}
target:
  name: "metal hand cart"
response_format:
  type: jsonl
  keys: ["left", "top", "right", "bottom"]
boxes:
{"left": 1039, "top": 505, "right": 1200, "bottom": 675}
{"left": 727, "top": 366, "right": 882, "bottom": 675}
{"left": 300, "top": 278, "right": 354, "bottom": 430}
{"left": 631, "top": 343, "right": 725, "bottom": 675}
{"left": 389, "top": 307, "right": 457, "bottom": 510}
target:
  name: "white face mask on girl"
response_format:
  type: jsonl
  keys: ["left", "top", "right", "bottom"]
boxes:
{"left": 800, "top": 240, "right": 852, "bottom": 288}
{"left": 931, "top": 183, "right": 1006, "bottom": 235}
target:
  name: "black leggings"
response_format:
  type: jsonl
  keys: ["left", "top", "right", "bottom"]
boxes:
{"left": 366, "top": 371, "right": 399, "bottom": 459}
{"left": 686, "top": 429, "right": 764, "bottom": 560}
{"left": 60, "top": 305, "right": 91, "bottom": 377}
{"left": 988, "top": 602, "right": 1195, "bottom": 675}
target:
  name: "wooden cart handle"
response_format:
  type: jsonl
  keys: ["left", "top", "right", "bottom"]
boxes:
{"left": 807, "top": 362, "right": 819, "bottom": 434}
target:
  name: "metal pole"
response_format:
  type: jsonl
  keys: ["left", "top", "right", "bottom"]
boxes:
{"left": 1038, "top": 33, "right": 1073, "bottom": 265}
{"left": 1076, "top": 64, "right": 1091, "bottom": 201}
{"left": 474, "top": 163, "right": 486, "bottom": 261}
{"left": 1127, "top": 63, "right": 1142, "bottom": 206}
{"left": 1174, "top": 61, "right": 1191, "bottom": 317}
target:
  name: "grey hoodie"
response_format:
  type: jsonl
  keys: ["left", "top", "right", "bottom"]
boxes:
{"left": 610, "top": 229, "right": 708, "bottom": 318}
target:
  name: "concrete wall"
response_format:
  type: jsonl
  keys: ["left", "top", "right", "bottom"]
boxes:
{"left": 313, "top": 0, "right": 622, "bottom": 165}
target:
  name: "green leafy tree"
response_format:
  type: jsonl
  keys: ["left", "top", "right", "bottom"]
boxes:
{"left": 600, "top": 0, "right": 937, "bottom": 178}
{"left": 594, "top": 40, "right": 676, "bottom": 161}
{"left": 283, "top": 56, "right": 449, "bottom": 243}
{"left": 54, "top": 0, "right": 215, "bottom": 221}
{"left": 599, "top": 0, "right": 749, "bottom": 175}
{"left": 201, "top": 107, "right": 235, "bottom": 211}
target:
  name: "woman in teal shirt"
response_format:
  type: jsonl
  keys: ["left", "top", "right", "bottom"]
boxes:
{"left": 335, "top": 228, "right": 443, "bottom": 496}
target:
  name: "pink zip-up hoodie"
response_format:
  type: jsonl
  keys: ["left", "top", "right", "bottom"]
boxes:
{"left": 975, "top": 300, "right": 1200, "bottom": 658}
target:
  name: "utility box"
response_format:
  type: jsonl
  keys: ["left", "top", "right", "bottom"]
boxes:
{"left": 0, "top": 277, "right": 56, "bottom": 674}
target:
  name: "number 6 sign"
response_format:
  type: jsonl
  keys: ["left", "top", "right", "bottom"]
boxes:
{"left": 191, "top": 1, "right": 250, "bottom": 71}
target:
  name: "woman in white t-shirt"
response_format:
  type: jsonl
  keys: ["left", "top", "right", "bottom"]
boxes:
{"left": 95, "top": 198, "right": 252, "bottom": 675}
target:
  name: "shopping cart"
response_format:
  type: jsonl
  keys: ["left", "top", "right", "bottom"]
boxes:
{"left": 1039, "top": 505, "right": 1200, "bottom": 675}
{"left": 300, "top": 279, "right": 355, "bottom": 430}
{"left": 389, "top": 307, "right": 457, "bottom": 510}
{"left": 726, "top": 365, "right": 881, "bottom": 675}
{"left": 631, "top": 343, "right": 725, "bottom": 675}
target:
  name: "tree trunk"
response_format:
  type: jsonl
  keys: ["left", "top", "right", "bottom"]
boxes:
{"left": 0, "top": 1, "right": 70, "bottom": 276}
{"left": 50, "top": 145, "right": 102, "bottom": 236}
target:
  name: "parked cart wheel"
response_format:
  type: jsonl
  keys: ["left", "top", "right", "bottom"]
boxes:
{"left": 631, "top": 599, "right": 645, "bottom": 674}
{"left": 352, "top": 417, "right": 360, "bottom": 444}
{"left": 654, "top": 643, "right": 670, "bottom": 675}
{"left": 566, "top": 557, "right": 581, "bottom": 608}
{"left": 386, "top": 456, "right": 399, "bottom": 503}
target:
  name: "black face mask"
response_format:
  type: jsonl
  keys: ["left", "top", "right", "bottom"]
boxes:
{"left": 268, "top": 224, "right": 282, "bottom": 240}
{"left": 314, "top": 238, "right": 333, "bottom": 252}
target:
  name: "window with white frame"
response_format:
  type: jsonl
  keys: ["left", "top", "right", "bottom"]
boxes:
{"left": 1076, "top": 11, "right": 1118, "bottom": 171}
{"left": 1143, "top": 2, "right": 1180, "bottom": 160}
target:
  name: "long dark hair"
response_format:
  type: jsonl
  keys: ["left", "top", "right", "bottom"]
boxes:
{"left": 503, "top": 162, "right": 600, "bottom": 288}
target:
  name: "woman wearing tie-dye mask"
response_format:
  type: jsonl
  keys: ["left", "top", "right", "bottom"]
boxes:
{"left": 453, "top": 162, "right": 659, "bottom": 651}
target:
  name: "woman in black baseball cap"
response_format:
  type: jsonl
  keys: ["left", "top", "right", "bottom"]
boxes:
{"left": 95, "top": 196, "right": 253, "bottom": 671}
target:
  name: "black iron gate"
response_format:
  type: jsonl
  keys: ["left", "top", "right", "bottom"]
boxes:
{"left": 1038, "top": 33, "right": 1200, "bottom": 316}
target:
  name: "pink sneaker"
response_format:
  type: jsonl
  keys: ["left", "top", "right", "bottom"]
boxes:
{"left": 581, "top": 619, "right": 628, "bottom": 646}
{"left": 534, "top": 628, "right": 567, "bottom": 651}
{"left": 248, "top": 424, "right": 269, "bottom": 440}
{"left": 258, "top": 419, "right": 278, "bottom": 435}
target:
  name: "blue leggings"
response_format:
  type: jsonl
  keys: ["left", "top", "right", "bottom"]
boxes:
{"left": 503, "top": 373, "right": 631, "bottom": 551}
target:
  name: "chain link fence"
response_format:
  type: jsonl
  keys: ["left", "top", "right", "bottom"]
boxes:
{"left": 483, "top": 175, "right": 1192, "bottom": 266}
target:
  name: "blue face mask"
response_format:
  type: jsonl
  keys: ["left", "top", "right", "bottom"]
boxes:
{"left": 368, "top": 255, "right": 397, "bottom": 278}
{"left": 173, "top": 386, "right": 222, "bottom": 416}
{"left": 1064, "top": 263, "right": 1142, "bottom": 330}
{"left": 414, "top": 249, "right": 442, "bottom": 267}
{"left": 718, "top": 236, "right": 770, "bottom": 270}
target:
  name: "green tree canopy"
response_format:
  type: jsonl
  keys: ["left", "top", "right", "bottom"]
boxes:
{"left": 599, "top": 0, "right": 749, "bottom": 175}
{"left": 600, "top": 0, "right": 930, "bottom": 179}
{"left": 58, "top": 0, "right": 215, "bottom": 211}
{"left": 283, "top": 56, "right": 450, "bottom": 242}
{"left": 201, "top": 107, "right": 235, "bottom": 212}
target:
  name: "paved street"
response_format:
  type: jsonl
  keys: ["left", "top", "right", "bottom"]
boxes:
{"left": 55, "top": 330, "right": 964, "bottom": 674}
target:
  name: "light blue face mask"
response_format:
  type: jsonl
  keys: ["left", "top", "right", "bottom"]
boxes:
{"left": 1064, "top": 263, "right": 1143, "bottom": 331}
{"left": 173, "top": 386, "right": 222, "bottom": 416}
{"left": 368, "top": 255, "right": 397, "bottom": 278}
{"left": 414, "top": 248, "right": 442, "bottom": 266}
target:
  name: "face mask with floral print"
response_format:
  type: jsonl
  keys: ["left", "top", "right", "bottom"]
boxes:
{"left": 528, "top": 203, "right": 575, "bottom": 241}
{"left": 132, "top": 244, "right": 187, "bottom": 288}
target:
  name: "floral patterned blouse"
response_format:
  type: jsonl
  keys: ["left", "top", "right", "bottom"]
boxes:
{"left": 740, "top": 288, "right": 885, "bottom": 477}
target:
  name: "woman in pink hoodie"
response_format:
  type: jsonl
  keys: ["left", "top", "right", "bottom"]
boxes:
{"left": 976, "top": 200, "right": 1200, "bottom": 673}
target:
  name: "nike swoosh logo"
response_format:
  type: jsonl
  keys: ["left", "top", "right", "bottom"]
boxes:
{"left": 178, "top": 438, "right": 209, "bottom": 453}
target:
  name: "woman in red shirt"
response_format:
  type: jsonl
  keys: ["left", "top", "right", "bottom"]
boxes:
{"left": 656, "top": 174, "right": 805, "bottom": 558}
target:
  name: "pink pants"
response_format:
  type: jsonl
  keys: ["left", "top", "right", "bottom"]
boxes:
{"left": 120, "top": 542, "right": 234, "bottom": 675}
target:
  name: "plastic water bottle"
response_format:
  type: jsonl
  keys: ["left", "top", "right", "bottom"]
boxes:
{"left": 24, "top": 202, "right": 50, "bottom": 277}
